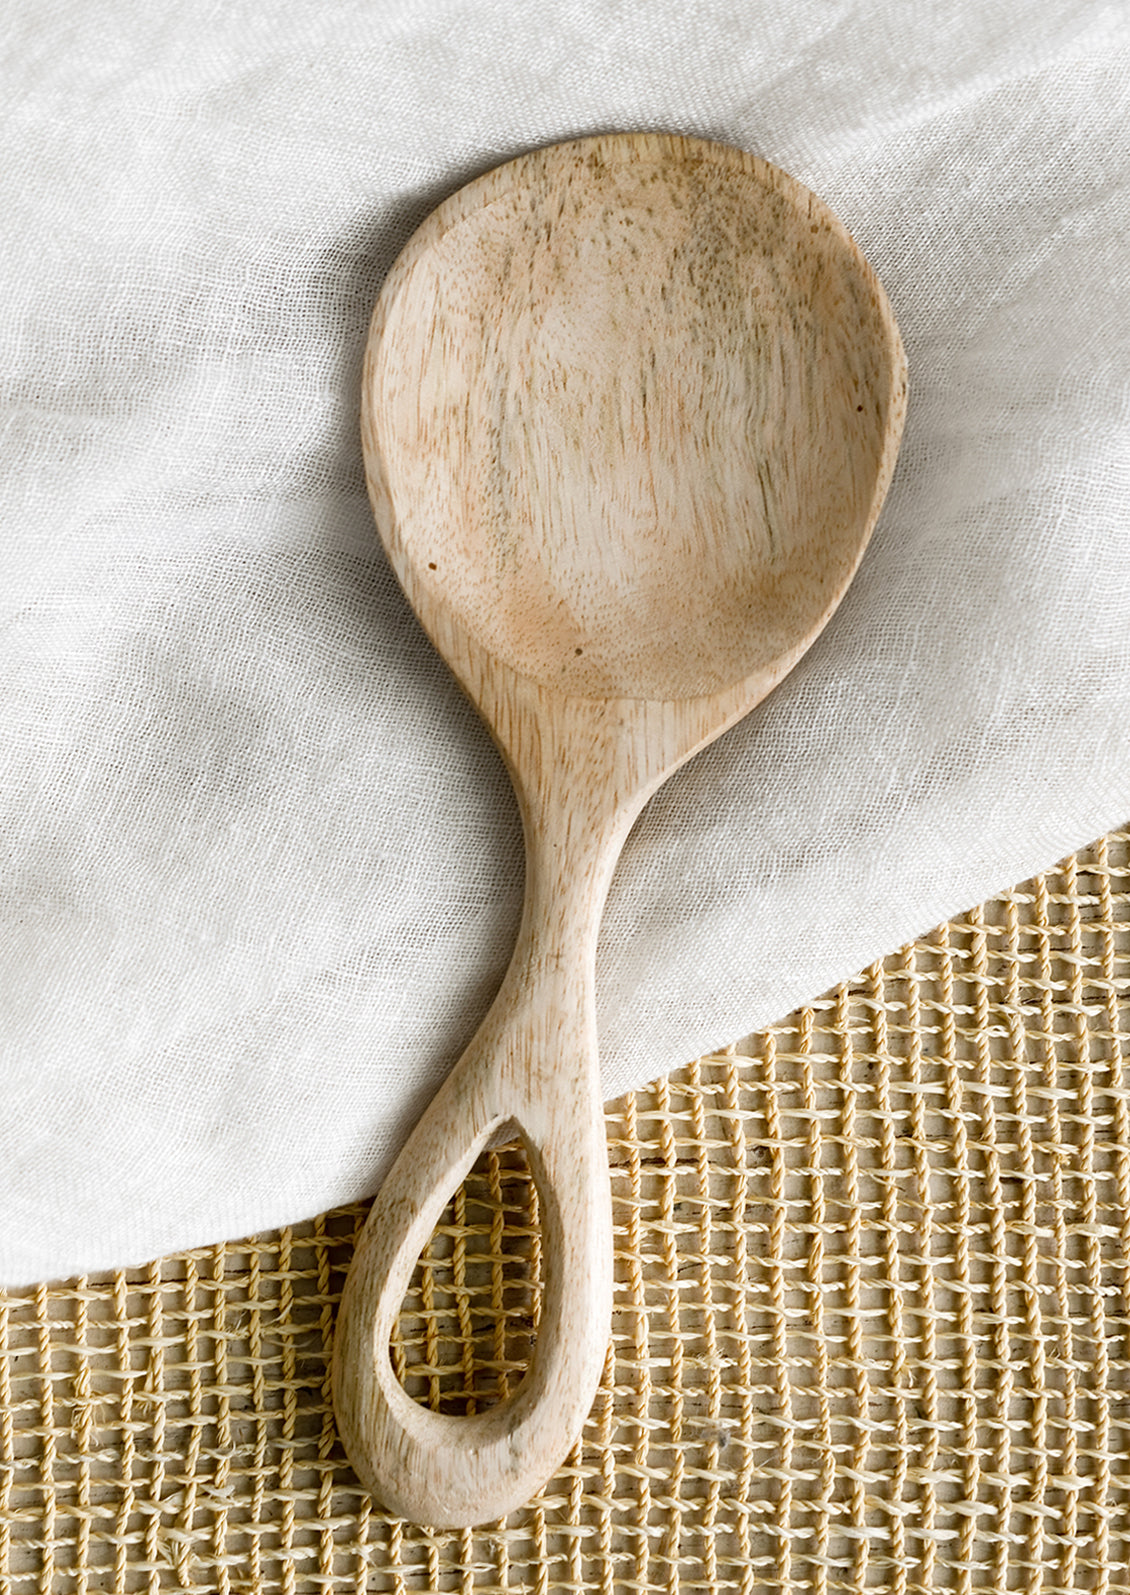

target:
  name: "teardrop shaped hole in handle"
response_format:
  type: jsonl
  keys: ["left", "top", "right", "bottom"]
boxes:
{"left": 391, "top": 1133, "right": 542, "bottom": 1417}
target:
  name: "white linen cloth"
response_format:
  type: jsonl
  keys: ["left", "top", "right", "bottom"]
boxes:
{"left": 2, "top": 1, "right": 1128, "bottom": 1285}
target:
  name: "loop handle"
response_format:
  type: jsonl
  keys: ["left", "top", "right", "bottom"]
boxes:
{"left": 332, "top": 991, "right": 612, "bottom": 1527}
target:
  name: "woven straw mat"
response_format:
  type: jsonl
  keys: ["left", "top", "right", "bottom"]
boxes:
{"left": 3, "top": 824, "right": 1129, "bottom": 1594}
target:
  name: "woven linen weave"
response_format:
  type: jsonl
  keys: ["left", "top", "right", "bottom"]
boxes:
{"left": 2, "top": 823, "right": 1128, "bottom": 1593}
{"left": 5, "top": 1, "right": 1130, "bottom": 1284}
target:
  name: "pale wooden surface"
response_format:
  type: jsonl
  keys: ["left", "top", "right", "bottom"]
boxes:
{"left": 333, "top": 131, "right": 907, "bottom": 1526}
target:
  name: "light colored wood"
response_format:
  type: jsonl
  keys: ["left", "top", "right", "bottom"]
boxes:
{"left": 333, "top": 131, "right": 907, "bottom": 1527}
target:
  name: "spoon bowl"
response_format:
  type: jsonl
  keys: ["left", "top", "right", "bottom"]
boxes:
{"left": 334, "top": 132, "right": 906, "bottom": 1526}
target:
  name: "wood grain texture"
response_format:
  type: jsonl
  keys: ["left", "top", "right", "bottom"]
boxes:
{"left": 333, "top": 131, "right": 907, "bottom": 1527}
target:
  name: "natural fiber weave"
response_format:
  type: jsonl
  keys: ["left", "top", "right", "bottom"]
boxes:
{"left": 3, "top": 826, "right": 1129, "bottom": 1593}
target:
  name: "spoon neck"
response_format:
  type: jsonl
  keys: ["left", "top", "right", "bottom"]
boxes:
{"left": 512, "top": 786, "right": 631, "bottom": 983}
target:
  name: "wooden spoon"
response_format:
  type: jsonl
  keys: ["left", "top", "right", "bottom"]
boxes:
{"left": 333, "top": 131, "right": 906, "bottom": 1526}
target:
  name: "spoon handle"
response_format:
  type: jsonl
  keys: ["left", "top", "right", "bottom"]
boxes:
{"left": 332, "top": 799, "right": 621, "bottom": 1526}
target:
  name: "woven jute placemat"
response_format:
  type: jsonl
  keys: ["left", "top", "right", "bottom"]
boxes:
{"left": 3, "top": 826, "right": 1129, "bottom": 1593}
